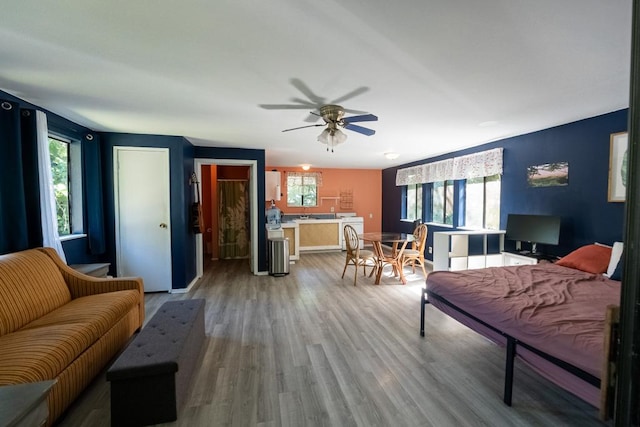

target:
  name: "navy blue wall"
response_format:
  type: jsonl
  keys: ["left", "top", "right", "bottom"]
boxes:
{"left": 101, "top": 133, "right": 197, "bottom": 290}
{"left": 0, "top": 90, "right": 269, "bottom": 285}
{"left": 193, "top": 146, "right": 267, "bottom": 272}
{"left": 383, "top": 110, "right": 628, "bottom": 259}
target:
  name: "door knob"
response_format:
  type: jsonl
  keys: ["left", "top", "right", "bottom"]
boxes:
{"left": 159, "top": 223, "right": 168, "bottom": 228}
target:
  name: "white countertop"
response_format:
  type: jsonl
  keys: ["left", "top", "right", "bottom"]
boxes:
{"left": 293, "top": 218, "right": 342, "bottom": 224}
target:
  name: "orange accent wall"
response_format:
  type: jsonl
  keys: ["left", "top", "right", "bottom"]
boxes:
{"left": 218, "top": 165, "right": 249, "bottom": 179}
{"left": 202, "top": 166, "right": 213, "bottom": 255}
{"left": 265, "top": 167, "right": 382, "bottom": 233}
{"left": 201, "top": 165, "right": 220, "bottom": 260}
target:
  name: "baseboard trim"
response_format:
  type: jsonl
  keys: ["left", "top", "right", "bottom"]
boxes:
{"left": 170, "top": 275, "right": 201, "bottom": 294}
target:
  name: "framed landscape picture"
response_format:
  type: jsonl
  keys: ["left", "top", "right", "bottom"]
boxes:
{"left": 608, "top": 132, "right": 628, "bottom": 202}
{"left": 527, "top": 162, "right": 569, "bottom": 187}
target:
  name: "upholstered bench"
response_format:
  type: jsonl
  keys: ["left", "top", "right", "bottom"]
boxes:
{"left": 106, "top": 299, "right": 206, "bottom": 426}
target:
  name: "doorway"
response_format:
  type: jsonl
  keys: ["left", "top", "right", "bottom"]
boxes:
{"left": 114, "top": 147, "right": 172, "bottom": 292}
{"left": 194, "top": 159, "right": 259, "bottom": 277}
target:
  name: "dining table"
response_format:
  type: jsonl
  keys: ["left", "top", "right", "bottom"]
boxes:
{"left": 359, "top": 232, "right": 416, "bottom": 285}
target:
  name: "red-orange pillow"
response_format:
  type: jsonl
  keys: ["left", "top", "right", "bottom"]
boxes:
{"left": 556, "top": 244, "right": 613, "bottom": 274}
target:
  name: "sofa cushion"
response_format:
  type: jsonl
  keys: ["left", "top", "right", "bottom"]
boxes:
{"left": 22, "top": 289, "right": 141, "bottom": 338}
{"left": 0, "top": 249, "right": 71, "bottom": 336}
{"left": 0, "top": 290, "right": 140, "bottom": 384}
{"left": 0, "top": 323, "right": 101, "bottom": 383}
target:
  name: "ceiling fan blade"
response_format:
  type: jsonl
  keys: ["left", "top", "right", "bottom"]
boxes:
{"left": 289, "top": 97, "right": 320, "bottom": 107}
{"left": 259, "top": 104, "right": 316, "bottom": 110}
{"left": 344, "top": 123, "right": 376, "bottom": 136}
{"left": 290, "top": 78, "right": 325, "bottom": 104}
{"left": 304, "top": 113, "right": 322, "bottom": 123}
{"left": 343, "top": 114, "right": 378, "bottom": 124}
{"left": 282, "top": 124, "right": 325, "bottom": 132}
{"left": 330, "top": 86, "right": 369, "bottom": 104}
{"left": 342, "top": 108, "right": 368, "bottom": 115}
{"left": 286, "top": 98, "right": 322, "bottom": 122}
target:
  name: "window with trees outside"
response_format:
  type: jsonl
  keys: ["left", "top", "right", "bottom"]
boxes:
{"left": 464, "top": 174, "right": 501, "bottom": 229}
{"left": 287, "top": 172, "right": 319, "bottom": 207}
{"left": 405, "top": 184, "right": 423, "bottom": 221}
{"left": 49, "top": 135, "right": 83, "bottom": 236}
{"left": 432, "top": 180, "right": 454, "bottom": 225}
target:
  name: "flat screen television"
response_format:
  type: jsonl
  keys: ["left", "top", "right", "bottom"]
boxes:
{"left": 505, "top": 214, "right": 561, "bottom": 254}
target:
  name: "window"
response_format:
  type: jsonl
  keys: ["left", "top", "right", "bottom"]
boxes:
{"left": 49, "top": 135, "right": 82, "bottom": 236}
{"left": 432, "top": 180, "right": 454, "bottom": 225}
{"left": 286, "top": 172, "right": 319, "bottom": 207}
{"left": 405, "top": 184, "right": 423, "bottom": 221}
{"left": 465, "top": 174, "right": 501, "bottom": 229}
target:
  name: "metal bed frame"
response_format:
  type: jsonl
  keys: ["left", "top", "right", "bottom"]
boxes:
{"left": 420, "top": 287, "right": 600, "bottom": 406}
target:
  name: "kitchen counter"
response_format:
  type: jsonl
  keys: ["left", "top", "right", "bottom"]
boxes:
{"left": 267, "top": 223, "right": 300, "bottom": 261}
{"left": 276, "top": 217, "right": 363, "bottom": 253}
{"left": 280, "top": 222, "right": 300, "bottom": 260}
{"left": 282, "top": 213, "right": 337, "bottom": 222}
{"left": 296, "top": 218, "right": 343, "bottom": 251}
{"left": 292, "top": 218, "right": 341, "bottom": 224}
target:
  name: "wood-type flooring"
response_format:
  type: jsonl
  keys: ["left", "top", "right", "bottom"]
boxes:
{"left": 56, "top": 251, "right": 609, "bottom": 426}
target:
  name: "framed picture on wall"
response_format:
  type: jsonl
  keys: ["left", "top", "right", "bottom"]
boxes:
{"left": 527, "top": 162, "right": 569, "bottom": 187}
{"left": 608, "top": 132, "right": 628, "bottom": 202}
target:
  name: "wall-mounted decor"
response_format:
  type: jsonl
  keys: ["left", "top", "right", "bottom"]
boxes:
{"left": 527, "top": 162, "right": 569, "bottom": 187}
{"left": 340, "top": 189, "right": 353, "bottom": 210}
{"left": 608, "top": 132, "right": 628, "bottom": 202}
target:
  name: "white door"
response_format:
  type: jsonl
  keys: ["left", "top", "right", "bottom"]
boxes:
{"left": 114, "top": 147, "right": 172, "bottom": 292}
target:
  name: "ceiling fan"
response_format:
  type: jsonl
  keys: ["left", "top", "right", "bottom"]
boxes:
{"left": 281, "top": 104, "right": 378, "bottom": 152}
{"left": 259, "top": 78, "right": 369, "bottom": 123}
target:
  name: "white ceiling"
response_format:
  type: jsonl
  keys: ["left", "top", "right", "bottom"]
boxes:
{"left": 0, "top": 1, "right": 632, "bottom": 169}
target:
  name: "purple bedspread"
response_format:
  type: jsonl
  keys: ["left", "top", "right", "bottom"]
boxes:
{"left": 426, "top": 263, "right": 620, "bottom": 379}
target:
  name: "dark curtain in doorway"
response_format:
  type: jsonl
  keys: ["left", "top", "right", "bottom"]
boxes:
{"left": 218, "top": 180, "right": 249, "bottom": 259}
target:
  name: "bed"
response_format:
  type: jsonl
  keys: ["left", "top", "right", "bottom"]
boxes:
{"left": 419, "top": 243, "right": 622, "bottom": 419}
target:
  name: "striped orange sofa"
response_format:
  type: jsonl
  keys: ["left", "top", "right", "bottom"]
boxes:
{"left": 0, "top": 247, "right": 144, "bottom": 426}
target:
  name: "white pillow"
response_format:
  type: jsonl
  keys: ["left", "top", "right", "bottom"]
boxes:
{"left": 606, "top": 241, "right": 624, "bottom": 277}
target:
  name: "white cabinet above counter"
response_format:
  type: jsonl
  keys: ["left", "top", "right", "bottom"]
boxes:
{"left": 265, "top": 171, "right": 281, "bottom": 201}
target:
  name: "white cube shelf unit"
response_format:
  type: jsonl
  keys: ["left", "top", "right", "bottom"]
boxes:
{"left": 433, "top": 230, "right": 506, "bottom": 271}
{"left": 502, "top": 251, "right": 539, "bottom": 266}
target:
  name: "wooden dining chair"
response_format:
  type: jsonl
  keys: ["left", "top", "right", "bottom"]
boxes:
{"left": 370, "top": 240, "right": 398, "bottom": 283}
{"left": 402, "top": 223, "right": 428, "bottom": 277}
{"left": 342, "top": 224, "right": 375, "bottom": 286}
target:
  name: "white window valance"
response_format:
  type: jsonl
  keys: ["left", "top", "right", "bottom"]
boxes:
{"left": 452, "top": 148, "right": 503, "bottom": 180}
{"left": 395, "top": 165, "right": 424, "bottom": 186}
{"left": 395, "top": 148, "right": 503, "bottom": 186}
{"left": 423, "top": 158, "right": 454, "bottom": 183}
{"left": 286, "top": 171, "right": 323, "bottom": 186}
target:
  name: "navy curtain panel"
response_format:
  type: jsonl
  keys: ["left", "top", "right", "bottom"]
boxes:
{"left": 19, "top": 109, "right": 43, "bottom": 248}
{"left": 82, "top": 132, "right": 106, "bottom": 254}
{"left": 0, "top": 101, "right": 40, "bottom": 254}
{"left": 0, "top": 95, "right": 106, "bottom": 257}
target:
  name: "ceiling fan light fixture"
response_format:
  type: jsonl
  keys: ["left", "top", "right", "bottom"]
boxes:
{"left": 317, "top": 128, "right": 330, "bottom": 144}
{"left": 317, "top": 128, "right": 347, "bottom": 152}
